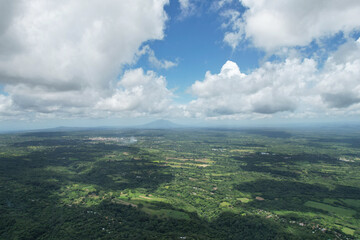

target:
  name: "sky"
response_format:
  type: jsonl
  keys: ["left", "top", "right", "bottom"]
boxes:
{"left": 1, "top": 0, "right": 360, "bottom": 130}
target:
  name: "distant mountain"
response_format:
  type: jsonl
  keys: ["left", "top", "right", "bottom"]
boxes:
{"left": 138, "top": 119, "right": 183, "bottom": 129}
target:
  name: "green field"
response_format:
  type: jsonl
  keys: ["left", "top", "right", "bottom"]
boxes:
{"left": 304, "top": 201, "right": 356, "bottom": 217}
{"left": 0, "top": 127, "right": 360, "bottom": 239}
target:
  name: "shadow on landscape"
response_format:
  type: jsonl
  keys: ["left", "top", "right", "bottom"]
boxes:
{"left": 242, "top": 129, "right": 292, "bottom": 138}
{"left": 234, "top": 179, "right": 360, "bottom": 211}
{"left": 80, "top": 159, "right": 173, "bottom": 191}
{"left": 1, "top": 148, "right": 310, "bottom": 239}
{"left": 1, "top": 140, "right": 178, "bottom": 239}
{"left": 232, "top": 152, "right": 346, "bottom": 179}
{"left": 1, "top": 196, "right": 326, "bottom": 240}
{"left": 1, "top": 143, "right": 173, "bottom": 210}
{"left": 20, "top": 132, "right": 68, "bottom": 137}
{"left": 12, "top": 139, "right": 82, "bottom": 147}
{"left": 206, "top": 128, "right": 292, "bottom": 139}
{"left": 4, "top": 140, "right": 174, "bottom": 192}
{"left": 233, "top": 152, "right": 341, "bottom": 165}
{"left": 0, "top": 141, "right": 346, "bottom": 239}
{"left": 313, "top": 137, "right": 360, "bottom": 148}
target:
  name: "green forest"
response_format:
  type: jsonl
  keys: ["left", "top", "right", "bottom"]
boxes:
{"left": 0, "top": 127, "right": 359, "bottom": 239}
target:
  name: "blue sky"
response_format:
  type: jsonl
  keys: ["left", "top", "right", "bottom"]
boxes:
{"left": 0, "top": 0, "right": 360, "bottom": 130}
{"left": 135, "top": 0, "right": 263, "bottom": 101}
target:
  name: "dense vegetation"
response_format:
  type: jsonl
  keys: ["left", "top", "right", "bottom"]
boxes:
{"left": 0, "top": 127, "right": 359, "bottom": 239}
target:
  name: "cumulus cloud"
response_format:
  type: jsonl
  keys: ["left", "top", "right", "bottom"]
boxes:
{"left": 318, "top": 38, "right": 360, "bottom": 109}
{"left": 188, "top": 59, "right": 317, "bottom": 118}
{"left": 0, "top": 0, "right": 22, "bottom": 56}
{"left": 0, "top": 94, "right": 15, "bottom": 117}
{"left": 0, "top": 0, "right": 170, "bottom": 118}
{"left": 1, "top": 0, "right": 359, "bottom": 123}
{"left": 188, "top": 37, "right": 360, "bottom": 119}
{"left": 223, "top": 0, "right": 360, "bottom": 51}
{"left": 96, "top": 68, "right": 174, "bottom": 116}
{"left": 6, "top": 84, "right": 100, "bottom": 114}
{"left": 321, "top": 93, "right": 360, "bottom": 108}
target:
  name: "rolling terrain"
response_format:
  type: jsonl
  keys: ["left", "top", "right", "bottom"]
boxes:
{"left": 0, "top": 127, "right": 359, "bottom": 239}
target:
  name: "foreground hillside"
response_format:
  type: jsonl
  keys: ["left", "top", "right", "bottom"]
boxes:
{"left": 0, "top": 128, "right": 359, "bottom": 239}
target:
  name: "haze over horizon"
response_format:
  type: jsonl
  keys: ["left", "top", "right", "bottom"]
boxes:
{"left": 1, "top": 0, "right": 360, "bottom": 131}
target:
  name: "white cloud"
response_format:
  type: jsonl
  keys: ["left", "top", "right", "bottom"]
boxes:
{"left": 224, "top": 0, "right": 360, "bottom": 51}
{"left": 178, "top": 0, "right": 196, "bottom": 18}
{"left": 139, "top": 45, "right": 178, "bottom": 69}
{"left": 211, "top": 0, "right": 234, "bottom": 11}
{"left": 6, "top": 84, "right": 100, "bottom": 114}
{"left": 0, "top": 0, "right": 171, "bottom": 119}
{"left": 96, "top": 68, "right": 174, "bottom": 116}
{"left": 0, "top": 94, "right": 15, "bottom": 117}
{"left": 188, "top": 37, "right": 360, "bottom": 119}
{"left": 318, "top": 38, "right": 360, "bottom": 109}
{"left": 188, "top": 59, "right": 317, "bottom": 117}
{"left": 179, "top": 0, "right": 190, "bottom": 9}
{"left": 148, "top": 50, "right": 178, "bottom": 70}
{"left": 222, "top": 10, "right": 244, "bottom": 49}
{"left": 1, "top": 0, "right": 359, "bottom": 123}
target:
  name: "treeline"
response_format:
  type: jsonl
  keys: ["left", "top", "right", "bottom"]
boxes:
{"left": 1, "top": 201, "right": 333, "bottom": 240}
